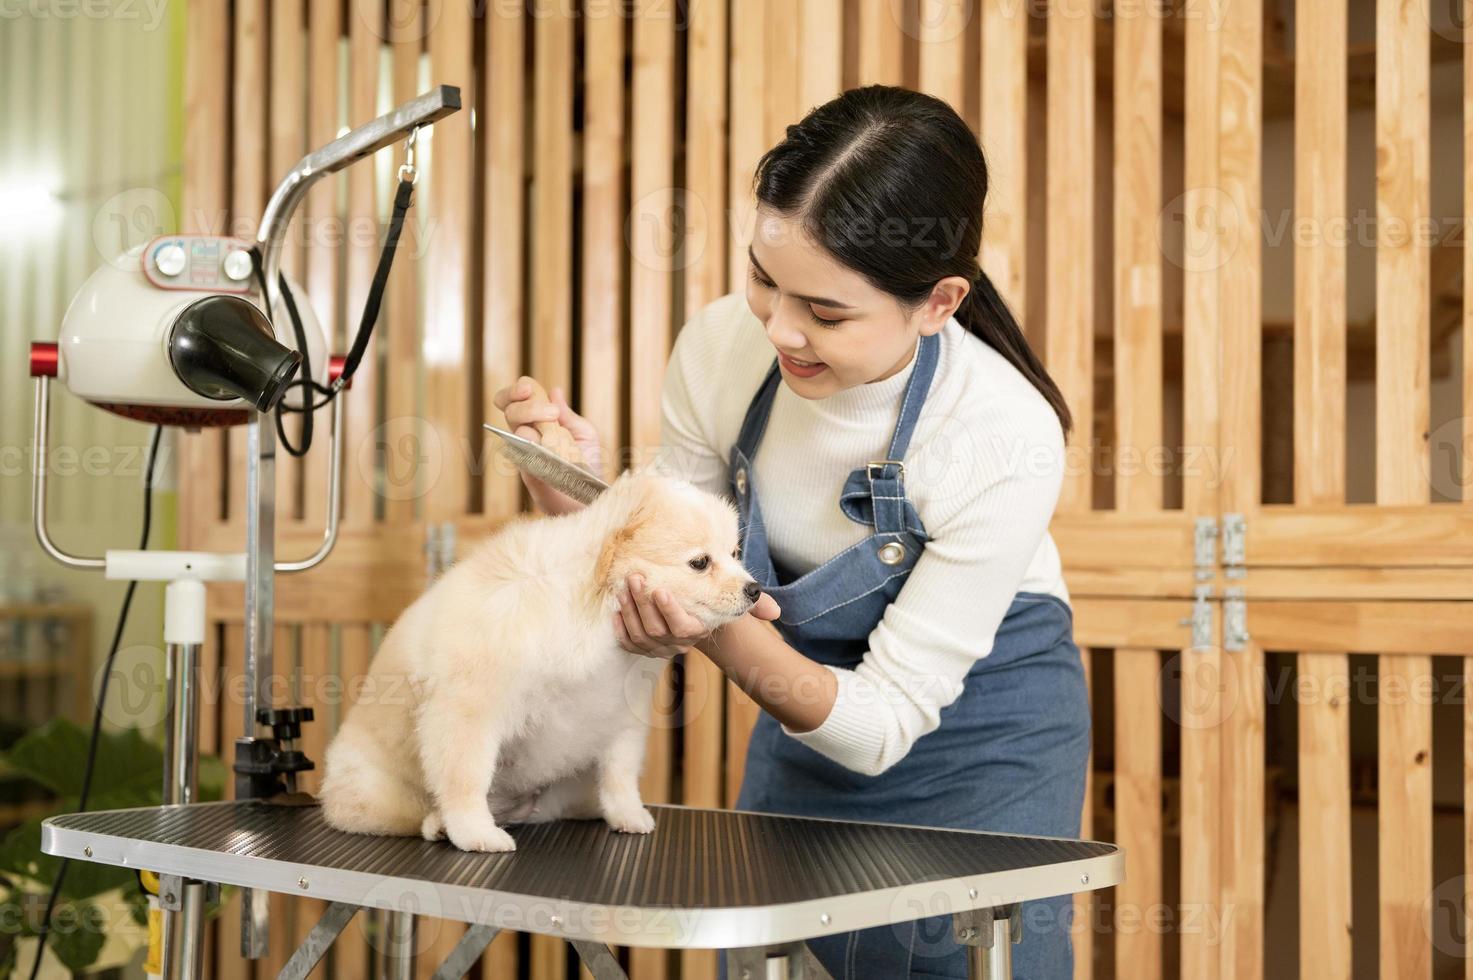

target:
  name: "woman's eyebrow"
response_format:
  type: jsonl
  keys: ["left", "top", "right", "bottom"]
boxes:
{"left": 748, "top": 248, "right": 855, "bottom": 309}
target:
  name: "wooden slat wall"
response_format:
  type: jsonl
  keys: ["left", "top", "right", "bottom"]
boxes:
{"left": 1293, "top": 0, "right": 1352, "bottom": 976}
{"left": 1217, "top": 0, "right": 1265, "bottom": 975}
{"left": 182, "top": 3, "right": 1472, "bottom": 979}
{"left": 1375, "top": 0, "right": 1434, "bottom": 976}
{"left": 1111, "top": 1, "right": 1165, "bottom": 973}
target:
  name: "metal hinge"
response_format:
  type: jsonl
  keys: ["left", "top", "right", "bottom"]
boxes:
{"left": 424, "top": 522, "right": 458, "bottom": 579}
{"left": 1223, "top": 586, "right": 1249, "bottom": 651}
{"left": 1193, "top": 516, "right": 1218, "bottom": 580}
{"left": 1180, "top": 584, "right": 1214, "bottom": 649}
{"left": 1221, "top": 512, "right": 1246, "bottom": 578}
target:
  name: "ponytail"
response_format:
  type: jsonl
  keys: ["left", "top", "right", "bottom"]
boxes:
{"left": 955, "top": 269, "right": 1074, "bottom": 438}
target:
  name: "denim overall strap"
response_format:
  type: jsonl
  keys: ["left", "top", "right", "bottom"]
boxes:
{"left": 731, "top": 358, "right": 784, "bottom": 464}
{"left": 824, "top": 332, "right": 940, "bottom": 535}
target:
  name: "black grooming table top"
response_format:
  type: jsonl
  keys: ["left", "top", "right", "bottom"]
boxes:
{"left": 43, "top": 801, "right": 1121, "bottom": 949}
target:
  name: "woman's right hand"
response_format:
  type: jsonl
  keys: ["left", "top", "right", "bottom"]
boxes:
{"left": 491, "top": 376, "right": 605, "bottom": 516}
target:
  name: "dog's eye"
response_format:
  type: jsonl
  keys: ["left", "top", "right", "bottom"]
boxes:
{"left": 688, "top": 555, "right": 710, "bottom": 572}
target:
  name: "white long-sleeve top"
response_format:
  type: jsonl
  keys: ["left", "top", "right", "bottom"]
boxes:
{"left": 655, "top": 291, "right": 1070, "bottom": 777}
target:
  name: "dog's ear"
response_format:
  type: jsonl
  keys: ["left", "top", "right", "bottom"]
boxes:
{"left": 594, "top": 476, "right": 664, "bottom": 586}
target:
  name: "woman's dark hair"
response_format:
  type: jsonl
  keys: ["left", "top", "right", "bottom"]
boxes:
{"left": 752, "top": 84, "right": 1074, "bottom": 438}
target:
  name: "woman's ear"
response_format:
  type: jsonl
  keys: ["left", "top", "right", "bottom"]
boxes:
{"left": 919, "top": 275, "right": 970, "bottom": 331}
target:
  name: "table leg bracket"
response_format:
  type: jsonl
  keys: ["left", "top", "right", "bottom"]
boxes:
{"left": 952, "top": 904, "right": 1021, "bottom": 949}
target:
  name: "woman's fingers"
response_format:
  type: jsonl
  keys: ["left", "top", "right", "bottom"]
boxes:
{"left": 749, "top": 592, "right": 782, "bottom": 621}
{"left": 550, "top": 386, "right": 597, "bottom": 439}
{"left": 651, "top": 588, "right": 704, "bottom": 640}
{"left": 628, "top": 575, "right": 667, "bottom": 638}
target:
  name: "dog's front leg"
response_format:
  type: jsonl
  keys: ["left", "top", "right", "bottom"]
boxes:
{"left": 418, "top": 707, "right": 516, "bottom": 853}
{"left": 596, "top": 725, "right": 656, "bottom": 834}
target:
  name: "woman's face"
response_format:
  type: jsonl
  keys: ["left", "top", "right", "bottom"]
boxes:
{"left": 744, "top": 207, "right": 969, "bottom": 399}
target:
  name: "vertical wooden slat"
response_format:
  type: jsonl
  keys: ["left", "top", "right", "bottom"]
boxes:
{"left": 978, "top": 0, "right": 1027, "bottom": 319}
{"left": 628, "top": 6, "right": 676, "bottom": 978}
{"left": 857, "top": 0, "right": 904, "bottom": 86}
{"left": 270, "top": 0, "right": 307, "bottom": 521}
{"left": 763, "top": 0, "right": 800, "bottom": 145}
{"left": 344, "top": 0, "right": 383, "bottom": 524}
{"left": 1074, "top": 647, "right": 1094, "bottom": 980}
{"left": 337, "top": 624, "right": 375, "bottom": 980}
{"left": 1044, "top": 0, "right": 1093, "bottom": 514}
{"left": 293, "top": 623, "right": 332, "bottom": 977}
{"left": 681, "top": 7, "right": 728, "bottom": 978}
{"left": 526, "top": 11, "right": 573, "bottom": 980}
{"left": 265, "top": 624, "right": 298, "bottom": 978}
{"left": 216, "top": 625, "right": 251, "bottom": 980}
{"left": 423, "top": 0, "right": 473, "bottom": 517}
{"left": 1298, "top": 653, "right": 1352, "bottom": 977}
{"left": 1114, "top": 650, "right": 1163, "bottom": 980}
{"left": 302, "top": 0, "right": 341, "bottom": 527}
{"left": 580, "top": 0, "right": 625, "bottom": 482}
{"left": 1180, "top": 0, "right": 1223, "bottom": 974}
{"left": 1294, "top": 1, "right": 1351, "bottom": 977}
{"left": 915, "top": 0, "right": 966, "bottom": 109}
{"left": 1376, "top": 0, "right": 1433, "bottom": 975}
{"left": 420, "top": 0, "right": 475, "bottom": 974}
{"left": 801, "top": 0, "right": 843, "bottom": 111}
{"left": 229, "top": 0, "right": 268, "bottom": 528}
{"left": 1217, "top": 0, "right": 1263, "bottom": 976}
{"left": 1466, "top": 0, "right": 1473, "bottom": 508}
{"left": 530, "top": 0, "right": 574, "bottom": 401}
{"left": 479, "top": 0, "right": 525, "bottom": 521}
{"left": 727, "top": 0, "right": 765, "bottom": 288}
{"left": 1465, "top": 18, "right": 1472, "bottom": 972}
{"left": 1113, "top": 0, "right": 1163, "bottom": 516}
{"left": 386, "top": 0, "right": 424, "bottom": 522}
{"left": 178, "top": 0, "right": 229, "bottom": 541}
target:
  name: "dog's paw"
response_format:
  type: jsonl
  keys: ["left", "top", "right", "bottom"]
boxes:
{"left": 603, "top": 805, "right": 656, "bottom": 834}
{"left": 421, "top": 812, "right": 445, "bottom": 841}
{"left": 445, "top": 813, "right": 517, "bottom": 853}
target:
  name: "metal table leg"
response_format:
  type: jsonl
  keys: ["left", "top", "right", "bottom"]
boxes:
{"left": 276, "top": 901, "right": 357, "bottom": 980}
{"left": 430, "top": 923, "right": 502, "bottom": 979}
{"left": 954, "top": 904, "right": 1021, "bottom": 980}
{"left": 570, "top": 939, "right": 627, "bottom": 979}
{"left": 379, "top": 910, "right": 415, "bottom": 980}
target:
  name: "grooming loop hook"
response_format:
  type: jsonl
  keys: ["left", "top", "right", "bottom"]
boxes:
{"left": 398, "top": 127, "right": 420, "bottom": 185}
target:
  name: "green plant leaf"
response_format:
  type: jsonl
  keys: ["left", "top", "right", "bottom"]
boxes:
{"left": 2, "top": 720, "right": 162, "bottom": 798}
{"left": 42, "top": 899, "right": 107, "bottom": 972}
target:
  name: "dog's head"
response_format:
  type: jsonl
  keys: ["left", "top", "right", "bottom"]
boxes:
{"left": 594, "top": 470, "right": 759, "bottom": 630}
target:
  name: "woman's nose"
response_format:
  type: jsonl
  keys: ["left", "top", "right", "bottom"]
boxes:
{"left": 763, "top": 300, "right": 807, "bottom": 348}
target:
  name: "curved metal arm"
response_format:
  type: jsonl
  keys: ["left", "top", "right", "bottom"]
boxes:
{"left": 274, "top": 393, "right": 342, "bottom": 573}
{"left": 255, "top": 85, "right": 460, "bottom": 321}
{"left": 32, "top": 377, "right": 106, "bottom": 570}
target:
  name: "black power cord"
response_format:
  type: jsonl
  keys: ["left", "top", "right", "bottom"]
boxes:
{"left": 27, "top": 424, "right": 163, "bottom": 980}
{"left": 256, "top": 172, "right": 418, "bottom": 459}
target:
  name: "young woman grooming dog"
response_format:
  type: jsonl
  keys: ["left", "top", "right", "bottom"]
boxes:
{"left": 493, "top": 85, "right": 1089, "bottom": 980}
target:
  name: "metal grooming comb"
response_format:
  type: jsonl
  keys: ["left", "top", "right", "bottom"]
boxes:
{"left": 482, "top": 423, "right": 610, "bottom": 505}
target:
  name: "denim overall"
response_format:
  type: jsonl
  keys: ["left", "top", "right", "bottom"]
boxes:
{"left": 717, "top": 333, "right": 1092, "bottom": 980}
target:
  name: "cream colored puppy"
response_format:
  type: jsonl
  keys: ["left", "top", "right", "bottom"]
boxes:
{"left": 319, "top": 468, "right": 758, "bottom": 853}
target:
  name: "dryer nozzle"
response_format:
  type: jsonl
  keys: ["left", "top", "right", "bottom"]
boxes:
{"left": 168, "top": 295, "right": 301, "bottom": 412}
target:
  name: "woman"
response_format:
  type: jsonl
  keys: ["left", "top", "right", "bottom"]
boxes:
{"left": 494, "top": 84, "right": 1090, "bottom": 980}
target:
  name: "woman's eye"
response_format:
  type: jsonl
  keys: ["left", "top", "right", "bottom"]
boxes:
{"left": 747, "top": 266, "right": 774, "bottom": 289}
{"left": 689, "top": 555, "right": 710, "bottom": 571}
{"left": 808, "top": 308, "right": 844, "bottom": 328}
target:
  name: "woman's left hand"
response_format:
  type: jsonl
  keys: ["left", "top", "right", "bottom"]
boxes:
{"left": 614, "top": 573, "right": 780, "bottom": 658}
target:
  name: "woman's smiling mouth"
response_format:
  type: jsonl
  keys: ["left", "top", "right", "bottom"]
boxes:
{"left": 778, "top": 351, "right": 827, "bottom": 376}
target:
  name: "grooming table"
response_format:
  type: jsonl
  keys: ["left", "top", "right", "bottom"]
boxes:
{"left": 42, "top": 800, "right": 1120, "bottom": 978}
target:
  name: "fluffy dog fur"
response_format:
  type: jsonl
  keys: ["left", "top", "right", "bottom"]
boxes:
{"left": 319, "top": 468, "right": 758, "bottom": 853}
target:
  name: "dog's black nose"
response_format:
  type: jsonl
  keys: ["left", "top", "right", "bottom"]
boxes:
{"left": 743, "top": 581, "right": 761, "bottom": 602}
